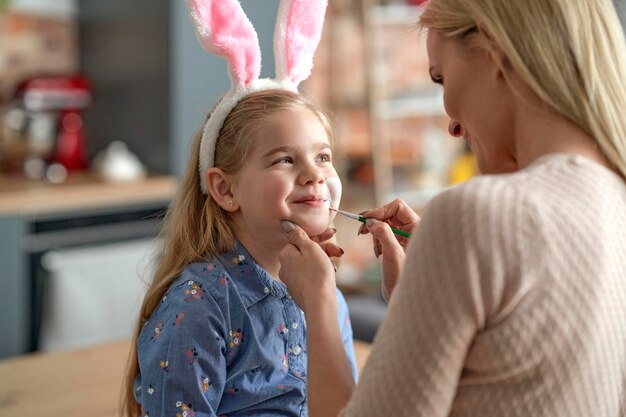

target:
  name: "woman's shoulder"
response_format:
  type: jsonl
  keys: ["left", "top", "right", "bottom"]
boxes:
{"left": 427, "top": 171, "right": 533, "bottom": 222}
{"left": 428, "top": 153, "right": 621, "bottom": 227}
{"left": 417, "top": 170, "right": 550, "bottom": 260}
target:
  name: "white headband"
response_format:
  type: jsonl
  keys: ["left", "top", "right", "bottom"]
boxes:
{"left": 187, "top": 0, "right": 329, "bottom": 194}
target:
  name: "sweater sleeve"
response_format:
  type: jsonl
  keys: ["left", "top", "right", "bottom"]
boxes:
{"left": 339, "top": 179, "right": 533, "bottom": 417}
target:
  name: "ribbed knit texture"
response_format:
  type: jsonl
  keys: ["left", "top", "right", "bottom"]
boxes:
{"left": 340, "top": 154, "right": 626, "bottom": 417}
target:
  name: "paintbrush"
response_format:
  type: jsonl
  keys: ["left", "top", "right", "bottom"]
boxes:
{"left": 329, "top": 207, "right": 411, "bottom": 238}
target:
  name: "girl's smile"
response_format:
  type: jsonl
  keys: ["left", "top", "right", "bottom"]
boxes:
{"left": 229, "top": 107, "right": 338, "bottom": 243}
{"left": 291, "top": 193, "right": 329, "bottom": 207}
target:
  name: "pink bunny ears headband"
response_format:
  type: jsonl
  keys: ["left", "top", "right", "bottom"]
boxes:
{"left": 187, "top": 0, "right": 329, "bottom": 194}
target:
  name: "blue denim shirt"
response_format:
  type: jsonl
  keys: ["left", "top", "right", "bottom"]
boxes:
{"left": 134, "top": 241, "right": 357, "bottom": 417}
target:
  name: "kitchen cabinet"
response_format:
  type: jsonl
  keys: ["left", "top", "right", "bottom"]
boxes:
{"left": 0, "top": 215, "right": 26, "bottom": 358}
{"left": 76, "top": 0, "right": 279, "bottom": 178}
{"left": 0, "top": 175, "right": 176, "bottom": 359}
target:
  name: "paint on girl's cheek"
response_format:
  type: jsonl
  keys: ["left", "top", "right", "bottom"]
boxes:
{"left": 324, "top": 176, "right": 342, "bottom": 212}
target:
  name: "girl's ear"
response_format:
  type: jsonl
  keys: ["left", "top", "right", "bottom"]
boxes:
{"left": 205, "top": 167, "right": 239, "bottom": 212}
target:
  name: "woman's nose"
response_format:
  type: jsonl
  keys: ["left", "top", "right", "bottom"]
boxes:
{"left": 448, "top": 119, "right": 463, "bottom": 137}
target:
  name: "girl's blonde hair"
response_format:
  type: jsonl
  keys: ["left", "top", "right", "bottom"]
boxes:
{"left": 121, "top": 89, "right": 333, "bottom": 417}
{"left": 419, "top": 0, "right": 626, "bottom": 178}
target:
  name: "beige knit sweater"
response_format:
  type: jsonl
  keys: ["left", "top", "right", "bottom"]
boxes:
{"left": 340, "top": 154, "right": 626, "bottom": 417}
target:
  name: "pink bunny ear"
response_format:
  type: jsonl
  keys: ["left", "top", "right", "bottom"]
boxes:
{"left": 188, "top": 0, "right": 261, "bottom": 88}
{"left": 274, "top": 0, "right": 329, "bottom": 86}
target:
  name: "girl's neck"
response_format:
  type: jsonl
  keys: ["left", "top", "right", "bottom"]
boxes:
{"left": 235, "top": 232, "right": 283, "bottom": 281}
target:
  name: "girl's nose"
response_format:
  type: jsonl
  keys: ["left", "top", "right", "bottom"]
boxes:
{"left": 299, "top": 163, "right": 325, "bottom": 185}
{"left": 448, "top": 119, "right": 463, "bottom": 137}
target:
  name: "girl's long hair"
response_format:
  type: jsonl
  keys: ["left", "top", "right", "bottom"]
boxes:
{"left": 120, "top": 89, "right": 332, "bottom": 417}
{"left": 419, "top": 0, "right": 626, "bottom": 178}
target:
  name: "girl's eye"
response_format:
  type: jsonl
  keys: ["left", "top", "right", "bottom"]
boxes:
{"left": 317, "top": 153, "right": 332, "bottom": 163}
{"left": 272, "top": 157, "right": 293, "bottom": 165}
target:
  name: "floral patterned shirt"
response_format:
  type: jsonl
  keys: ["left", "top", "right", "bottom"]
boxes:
{"left": 134, "top": 241, "right": 357, "bottom": 417}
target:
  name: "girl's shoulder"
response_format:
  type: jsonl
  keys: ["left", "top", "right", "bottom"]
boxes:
{"left": 160, "top": 260, "right": 233, "bottom": 310}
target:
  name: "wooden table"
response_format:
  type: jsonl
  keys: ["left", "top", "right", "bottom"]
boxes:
{"left": 0, "top": 339, "right": 371, "bottom": 417}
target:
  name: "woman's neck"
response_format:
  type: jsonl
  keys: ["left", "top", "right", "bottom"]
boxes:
{"left": 514, "top": 101, "right": 615, "bottom": 173}
{"left": 503, "top": 71, "right": 617, "bottom": 174}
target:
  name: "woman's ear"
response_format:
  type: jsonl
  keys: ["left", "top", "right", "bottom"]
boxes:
{"left": 476, "top": 24, "right": 508, "bottom": 79}
{"left": 205, "top": 167, "right": 239, "bottom": 212}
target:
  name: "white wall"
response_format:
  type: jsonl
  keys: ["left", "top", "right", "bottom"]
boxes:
{"left": 170, "top": 0, "right": 280, "bottom": 177}
{"left": 10, "top": 0, "right": 77, "bottom": 19}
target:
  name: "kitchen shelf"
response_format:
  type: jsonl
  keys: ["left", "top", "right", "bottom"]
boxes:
{"left": 304, "top": 0, "right": 476, "bottom": 290}
{"left": 373, "top": 92, "right": 446, "bottom": 119}
{"left": 361, "top": 1, "right": 459, "bottom": 208}
{"left": 366, "top": 3, "right": 423, "bottom": 25}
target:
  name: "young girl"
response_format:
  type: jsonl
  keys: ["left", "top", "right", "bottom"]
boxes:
{"left": 122, "top": 1, "right": 357, "bottom": 416}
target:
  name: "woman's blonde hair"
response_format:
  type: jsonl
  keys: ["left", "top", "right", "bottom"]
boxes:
{"left": 121, "top": 89, "right": 333, "bottom": 417}
{"left": 419, "top": 0, "right": 626, "bottom": 178}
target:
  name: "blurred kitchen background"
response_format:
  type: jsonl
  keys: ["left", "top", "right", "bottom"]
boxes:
{"left": 1, "top": 0, "right": 625, "bottom": 360}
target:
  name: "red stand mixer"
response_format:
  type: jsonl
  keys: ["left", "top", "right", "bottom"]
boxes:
{"left": 17, "top": 75, "right": 92, "bottom": 171}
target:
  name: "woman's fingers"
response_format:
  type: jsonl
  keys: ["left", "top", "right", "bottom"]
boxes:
{"left": 357, "top": 222, "right": 369, "bottom": 236}
{"left": 361, "top": 199, "right": 420, "bottom": 234}
{"left": 281, "top": 220, "right": 312, "bottom": 251}
{"left": 365, "top": 218, "right": 406, "bottom": 302}
{"left": 319, "top": 242, "right": 345, "bottom": 258}
{"left": 311, "top": 227, "right": 337, "bottom": 243}
{"left": 288, "top": 224, "right": 343, "bottom": 257}
{"left": 279, "top": 220, "right": 337, "bottom": 312}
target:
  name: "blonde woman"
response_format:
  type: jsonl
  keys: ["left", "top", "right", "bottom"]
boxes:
{"left": 278, "top": 0, "right": 626, "bottom": 416}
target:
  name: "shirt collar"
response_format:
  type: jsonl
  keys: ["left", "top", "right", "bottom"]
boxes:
{"left": 217, "top": 240, "right": 289, "bottom": 308}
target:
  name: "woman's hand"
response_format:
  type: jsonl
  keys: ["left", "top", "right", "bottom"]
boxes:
{"left": 310, "top": 226, "right": 345, "bottom": 265}
{"left": 359, "top": 199, "right": 421, "bottom": 301}
{"left": 280, "top": 220, "right": 354, "bottom": 417}
{"left": 279, "top": 221, "right": 341, "bottom": 314}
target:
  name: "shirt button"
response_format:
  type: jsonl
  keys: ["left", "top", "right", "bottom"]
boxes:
{"left": 286, "top": 293, "right": 292, "bottom": 300}
{"left": 292, "top": 323, "right": 298, "bottom": 330}
{"left": 263, "top": 287, "right": 270, "bottom": 294}
{"left": 292, "top": 345, "right": 302, "bottom": 356}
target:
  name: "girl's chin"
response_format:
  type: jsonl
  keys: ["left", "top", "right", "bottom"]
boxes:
{"left": 292, "top": 218, "right": 332, "bottom": 237}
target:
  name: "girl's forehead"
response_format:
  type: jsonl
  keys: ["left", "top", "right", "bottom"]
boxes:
{"left": 263, "top": 106, "right": 318, "bottom": 123}
{"left": 256, "top": 109, "right": 331, "bottom": 143}
{"left": 245, "top": 132, "right": 330, "bottom": 162}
